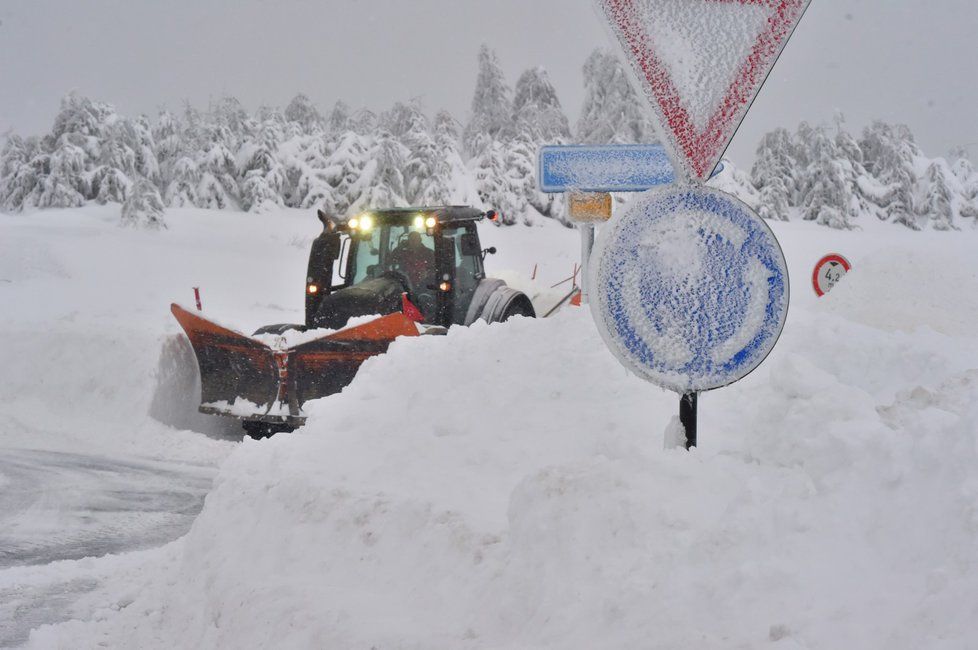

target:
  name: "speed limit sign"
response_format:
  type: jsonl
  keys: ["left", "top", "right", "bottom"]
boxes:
{"left": 812, "top": 254, "right": 851, "bottom": 297}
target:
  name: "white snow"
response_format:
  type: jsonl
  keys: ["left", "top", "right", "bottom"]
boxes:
{"left": 3, "top": 204, "right": 978, "bottom": 649}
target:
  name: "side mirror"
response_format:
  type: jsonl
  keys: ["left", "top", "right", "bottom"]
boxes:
{"left": 481, "top": 246, "right": 497, "bottom": 260}
{"left": 484, "top": 210, "right": 499, "bottom": 222}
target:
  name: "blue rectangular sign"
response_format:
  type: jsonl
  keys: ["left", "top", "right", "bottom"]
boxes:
{"left": 538, "top": 144, "right": 677, "bottom": 193}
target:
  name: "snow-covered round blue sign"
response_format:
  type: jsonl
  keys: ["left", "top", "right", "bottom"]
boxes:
{"left": 589, "top": 185, "right": 789, "bottom": 393}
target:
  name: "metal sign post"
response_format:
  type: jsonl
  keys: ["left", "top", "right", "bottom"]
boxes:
{"left": 588, "top": 187, "right": 790, "bottom": 450}
{"left": 679, "top": 392, "right": 697, "bottom": 450}
{"left": 579, "top": 223, "right": 595, "bottom": 305}
{"left": 566, "top": 192, "right": 613, "bottom": 306}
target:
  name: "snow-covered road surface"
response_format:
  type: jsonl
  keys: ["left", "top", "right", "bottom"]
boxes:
{"left": 0, "top": 448, "right": 214, "bottom": 647}
{"left": 0, "top": 448, "right": 213, "bottom": 570}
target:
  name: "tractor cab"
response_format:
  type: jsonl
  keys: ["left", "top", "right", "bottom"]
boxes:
{"left": 306, "top": 207, "right": 528, "bottom": 330}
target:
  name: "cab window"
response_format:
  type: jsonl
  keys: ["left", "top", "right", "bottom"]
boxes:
{"left": 441, "top": 225, "right": 483, "bottom": 323}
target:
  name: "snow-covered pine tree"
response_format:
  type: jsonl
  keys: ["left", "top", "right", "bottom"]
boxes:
{"left": 512, "top": 66, "right": 571, "bottom": 223}
{"left": 278, "top": 132, "right": 334, "bottom": 211}
{"left": 36, "top": 138, "right": 86, "bottom": 209}
{"left": 463, "top": 45, "right": 514, "bottom": 156}
{"left": 47, "top": 92, "right": 105, "bottom": 165}
{"left": 129, "top": 115, "right": 160, "bottom": 184}
{"left": 502, "top": 132, "right": 537, "bottom": 225}
{"left": 425, "top": 110, "right": 479, "bottom": 206}
{"left": 751, "top": 128, "right": 795, "bottom": 221}
{"left": 831, "top": 113, "right": 888, "bottom": 221}
{"left": 121, "top": 176, "right": 166, "bottom": 229}
{"left": 153, "top": 110, "right": 182, "bottom": 167}
{"left": 91, "top": 117, "right": 136, "bottom": 205}
{"left": 153, "top": 109, "right": 184, "bottom": 203}
{"left": 577, "top": 49, "right": 658, "bottom": 144}
{"left": 165, "top": 156, "right": 200, "bottom": 207}
{"left": 919, "top": 160, "right": 957, "bottom": 230}
{"left": 237, "top": 113, "right": 287, "bottom": 213}
{"left": 284, "top": 94, "right": 325, "bottom": 135}
{"left": 470, "top": 134, "right": 514, "bottom": 223}
{"left": 951, "top": 155, "right": 973, "bottom": 184}
{"left": 327, "top": 101, "right": 352, "bottom": 136}
{"left": 512, "top": 67, "right": 571, "bottom": 144}
{"left": 351, "top": 130, "right": 408, "bottom": 213}
{"left": 797, "top": 124, "right": 853, "bottom": 229}
{"left": 382, "top": 101, "right": 443, "bottom": 205}
{"left": 37, "top": 92, "right": 122, "bottom": 204}
{"left": 860, "top": 121, "right": 921, "bottom": 230}
{"left": 196, "top": 141, "right": 237, "bottom": 210}
{"left": 294, "top": 163, "right": 335, "bottom": 211}
{"left": 209, "top": 96, "right": 250, "bottom": 149}
{"left": 949, "top": 157, "right": 978, "bottom": 222}
{"left": 324, "top": 130, "right": 371, "bottom": 216}
{"left": 0, "top": 135, "right": 41, "bottom": 212}
{"left": 349, "top": 109, "right": 378, "bottom": 135}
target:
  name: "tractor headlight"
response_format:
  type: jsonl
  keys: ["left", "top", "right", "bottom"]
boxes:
{"left": 348, "top": 217, "right": 360, "bottom": 230}
{"left": 359, "top": 214, "right": 374, "bottom": 231}
{"left": 425, "top": 216, "right": 437, "bottom": 229}
{"left": 413, "top": 215, "right": 425, "bottom": 229}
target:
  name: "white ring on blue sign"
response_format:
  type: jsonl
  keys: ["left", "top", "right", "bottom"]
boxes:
{"left": 589, "top": 185, "right": 789, "bottom": 393}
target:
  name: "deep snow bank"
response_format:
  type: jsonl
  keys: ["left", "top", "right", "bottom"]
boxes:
{"left": 25, "top": 238, "right": 978, "bottom": 649}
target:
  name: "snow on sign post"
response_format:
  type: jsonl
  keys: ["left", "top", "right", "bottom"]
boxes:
{"left": 568, "top": 193, "right": 613, "bottom": 223}
{"left": 589, "top": 0, "right": 809, "bottom": 448}
{"left": 539, "top": 144, "right": 675, "bottom": 192}
{"left": 567, "top": 193, "right": 612, "bottom": 306}
{"left": 538, "top": 144, "right": 724, "bottom": 193}
{"left": 812, "top": 253, "right": 851, "bottom": 297}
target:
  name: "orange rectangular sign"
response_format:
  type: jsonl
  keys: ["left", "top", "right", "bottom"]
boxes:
{"left": 568, "top": 192, "right": 613, "bottom": 223}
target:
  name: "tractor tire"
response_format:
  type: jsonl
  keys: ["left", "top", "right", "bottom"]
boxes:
{"left": 242, "top": 421, "right": 295, "bottom": 439}
{"left": 480, "top": 286, "right": 536, "bottom": 324}
{"left": 499, "top": 295, "right": 536, "bottom": 321}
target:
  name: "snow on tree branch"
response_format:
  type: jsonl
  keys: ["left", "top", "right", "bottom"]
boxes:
{"left": 1, "top": 52, "right": 976, "bottom": 231}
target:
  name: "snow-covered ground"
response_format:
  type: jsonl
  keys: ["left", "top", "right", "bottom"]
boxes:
{"left": 2, "top": 205, "right": 977, "bottom": 648}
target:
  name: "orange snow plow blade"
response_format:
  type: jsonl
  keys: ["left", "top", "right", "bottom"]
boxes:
{"left": 171, "top": 304, "right": 419, "bottom": 425}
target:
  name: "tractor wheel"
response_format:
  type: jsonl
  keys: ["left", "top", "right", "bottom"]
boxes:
{"left": 242, "top": 421, "right": 295, "bottom": 439}
{"left": 499, "top": 294, "right": 536, "bottom": 321}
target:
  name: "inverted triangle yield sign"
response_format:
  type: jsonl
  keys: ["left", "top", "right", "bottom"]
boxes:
{"left": 595, "top": 0, "right": 811, "bottom": 182}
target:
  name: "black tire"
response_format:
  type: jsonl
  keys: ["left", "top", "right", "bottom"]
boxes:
{"left": 500, "top": 295, "right": 536, "bottom": 321}
{"left": 242, "top": 421, "right": 295, "bottom": 439}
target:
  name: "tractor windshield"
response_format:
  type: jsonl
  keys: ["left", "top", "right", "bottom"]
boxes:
{"left": 350, "top": 224, "right": 436, "bottom": 293}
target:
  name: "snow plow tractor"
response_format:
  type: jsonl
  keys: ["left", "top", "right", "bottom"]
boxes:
{"left": 171, "top": 206, "right": 535, "bottom": 436}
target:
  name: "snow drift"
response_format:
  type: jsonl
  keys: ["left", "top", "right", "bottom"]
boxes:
{"left": 22, "top": 231, "right": 978, "bottom": 649}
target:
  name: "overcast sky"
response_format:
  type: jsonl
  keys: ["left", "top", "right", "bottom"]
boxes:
{"left": 1, "top": 0, "right": 975, "bottom": 164}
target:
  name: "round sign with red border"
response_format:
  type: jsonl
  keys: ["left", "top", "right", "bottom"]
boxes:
{"left": 812, "top": 254, "right": 851, "bottom": 297}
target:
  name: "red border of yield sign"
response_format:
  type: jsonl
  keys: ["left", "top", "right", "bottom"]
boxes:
{"left": 598, "top": 0, "right": 810, "bottom": 181}
{"left": 812, "top": 253, "right": 851, "bottom": 297}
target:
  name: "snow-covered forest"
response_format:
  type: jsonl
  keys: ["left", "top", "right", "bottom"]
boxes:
{"left": 1, "top": 46, "right": 975, "bottom": 231}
